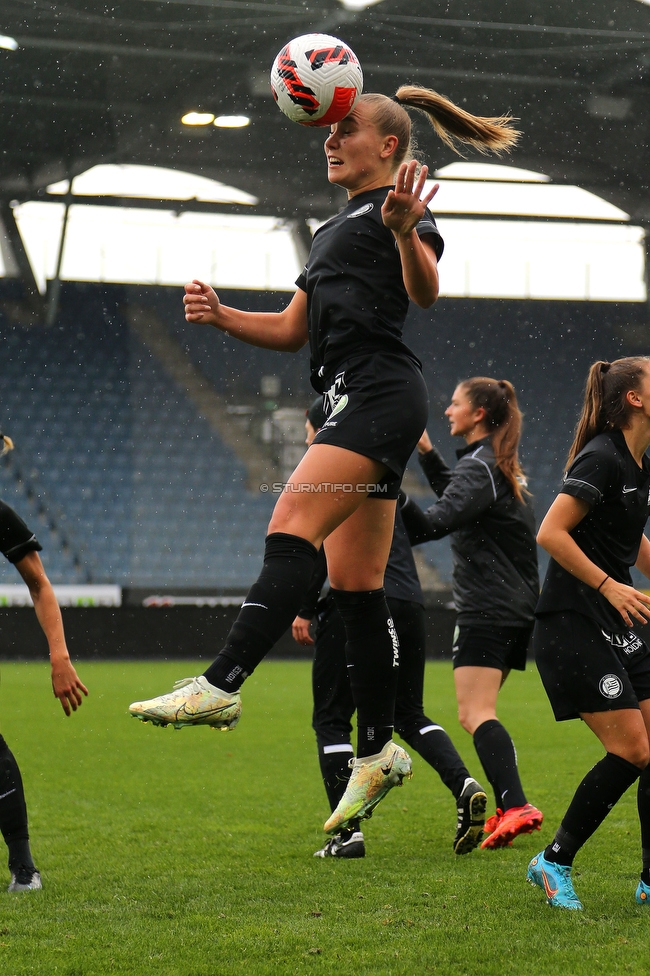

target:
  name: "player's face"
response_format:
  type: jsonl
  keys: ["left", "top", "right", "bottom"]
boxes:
{"left": 445, "top": 385, "right": 484, "bottom": 438}
{"left": 628, "top": 366, "right": 650, "bottom": 423}
{"left": 324, "top": 102, "right": 392, "bottom": 194}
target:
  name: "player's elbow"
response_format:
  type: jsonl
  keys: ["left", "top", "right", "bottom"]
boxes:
{"left": 413, "top": 283, "right": 439, "bottom": 309}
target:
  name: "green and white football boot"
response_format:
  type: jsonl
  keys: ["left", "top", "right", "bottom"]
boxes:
{"left": 323, "top": 741, "right": 412, "bottom": 835}
{"left": 129, "top": 675, "right": 241, "bottom": 730}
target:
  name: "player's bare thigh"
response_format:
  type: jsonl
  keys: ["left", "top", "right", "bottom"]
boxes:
{"left": 267, "top": 442, "right": 388, "bottom": 550}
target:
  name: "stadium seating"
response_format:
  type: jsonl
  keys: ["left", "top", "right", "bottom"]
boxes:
{"left": 0, "top": 281, "right": 644, "bottom": 588}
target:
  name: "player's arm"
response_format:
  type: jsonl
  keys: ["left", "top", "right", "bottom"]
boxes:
{"left": 184, "top": 281, "right": 308, "bottom": 352}
{"left": 635, "top": 533, "right": 650, "bottom": 580}
{"left": 382, "top": 160, "right": 439, "bottom": 308}
{"left": 14, "top": 551, "right": 88, "bottom": 715}
{"left": 538, "top": 494, "right": 650, "bottom": 627}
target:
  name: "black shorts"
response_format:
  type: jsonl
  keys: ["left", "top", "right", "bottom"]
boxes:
{"left": 452, "top": 623, "right": 532, "bottom": 671}
{"left": 312, "top": 352, "right": 429, "bottom": 500}
{"left": 533, "top": 610, "right": 650, "bottom": 721}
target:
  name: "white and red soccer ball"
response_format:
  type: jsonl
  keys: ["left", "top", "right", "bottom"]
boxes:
{"left": 270, "top": 34, "right": 363, "bottom": 127}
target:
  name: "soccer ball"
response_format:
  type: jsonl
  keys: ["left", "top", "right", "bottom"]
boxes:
{"left": 270, "top": 34, "right": 363, "bottom": 127}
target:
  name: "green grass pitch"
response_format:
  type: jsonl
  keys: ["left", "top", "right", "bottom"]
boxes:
{"left": 0, "top": 658, "right": 647, "bottom": 975}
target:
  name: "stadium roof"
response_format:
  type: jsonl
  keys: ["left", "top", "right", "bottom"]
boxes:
{"left": 1, "top": 0, "right": 649, "bottom": 231}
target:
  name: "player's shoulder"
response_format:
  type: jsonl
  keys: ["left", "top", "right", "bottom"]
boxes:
{"left": 572, "top": 432, "right": 626, "bottom": 471}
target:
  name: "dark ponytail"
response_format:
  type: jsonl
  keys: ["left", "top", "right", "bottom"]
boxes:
{"left": 462, "top": 377, "right": 527, "bottom": 502}
{"left": 566, "top": 357, "right": 650, "bottom": 468}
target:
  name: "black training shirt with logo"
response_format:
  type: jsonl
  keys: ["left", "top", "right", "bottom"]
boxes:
{"left": 295, "top": 185, "right": 444, "bottom": 391}
{"left": 0, "top": 500, "right": 42, "bottom": 564}
{"left": 536, "top": 429, "right": 650, "bottom": 631}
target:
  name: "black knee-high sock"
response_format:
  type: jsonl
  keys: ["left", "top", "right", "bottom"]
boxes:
{"left": 203, "top": 533, "right": 318, "bottom": 691}
{"left": 473, "top": 719, "right": 527, "bottom": 811}
{"left": 332, "top": 588, "right": 399, "bottom": 759}
{"left": 0, "top": 736, "right": 34, "bottom": 872}
{"left": 400, "top": 720, "right": 470, "bottom": 799}
{"left": 316, "top": 740, "right": 354, "bottom": 812}
{"left": 638, "top": 766, "right": 650, "bottom": 883}
{"left": 545, "top": 752, "right": 641, "bottom": 867}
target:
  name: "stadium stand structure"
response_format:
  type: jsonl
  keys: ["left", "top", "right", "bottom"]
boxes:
{"left": 0, "top": 281, "right": 275, "bottom": 587}
{"left": 0, "top": 281, "right": 644, "bottom": 588}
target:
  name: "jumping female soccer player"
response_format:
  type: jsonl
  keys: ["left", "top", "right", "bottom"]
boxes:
{"left": 130, "top": 86, "right": 518, "bottom": 832}
{"left": 0, "top": 436, "right": 88, "bottom": 891}
{"left": 400, "top": 378, "right": 543, "bottom": 848}
{"left": 296, "top": 399, "right": 486, "bottom": 858}
{"left": 528, "top": 358, "right": 650, "bottom": 910}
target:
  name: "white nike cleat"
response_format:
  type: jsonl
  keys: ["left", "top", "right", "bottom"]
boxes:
{"left": 128, "top": 676, "right": 241, "bottom": 730}
{"left": 323, "top": 741, "right": 412, "bottom": 835}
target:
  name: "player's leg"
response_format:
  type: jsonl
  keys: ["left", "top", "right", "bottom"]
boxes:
{"left": 129, "top": 444, "right": 387, "bottom": 728}
{"left": 529, "top": 707, "right": 646, "bottom": 910}
{"left": 636, "top": 698, "right": 650, "bottom": 902}
{"left": 0, "top": 736, "right": 40, "bottom": 892}
{"left": 391, "top": 599, "right": 486, "bottom": 854}
{"left": 530, "top": 611, "right": 650, "bottom": 908}
{"left": 453, "top": 625, "right": 542, "bottom": 848}
{"left": 321, "top": 498, "right": 413, "bottom": 834}
{"left": 311, "top": 601, "right": 364, "bottom": 858}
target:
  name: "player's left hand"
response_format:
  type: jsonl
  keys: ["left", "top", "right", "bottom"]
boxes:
{"left": 382, "top": 161, "right": 439, "bottom": 237}
{"left": 292, "top": 615, "right": 314, "bottom": 646}
{"left": 51, "top": 658, "right": 89, "bottom": 716}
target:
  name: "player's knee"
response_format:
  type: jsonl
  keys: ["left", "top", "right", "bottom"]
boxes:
{"left": 457, "top": 707, "right": 475, "bottom": 734}
{"left": 618, "top": 743, "right": 650, "bottom": 769}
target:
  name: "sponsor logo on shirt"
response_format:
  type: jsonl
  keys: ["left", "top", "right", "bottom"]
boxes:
{"left": 599, "top": 673, "right": 623, "bottom": 699}
{"left": 347, "top": 203, "right": 374, "bottom": 218}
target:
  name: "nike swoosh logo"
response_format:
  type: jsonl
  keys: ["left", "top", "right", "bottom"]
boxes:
{"left": 241, "top": 602, "right": 268, "bottom": 609}
{"left": 541, "top": 868, "right": 558, "bottom": 899}
{"left": 623, "top": 487, "right": 637, "bottom": 493}
{"left": 0, "top": 789, "right": 16, "bottom": 801}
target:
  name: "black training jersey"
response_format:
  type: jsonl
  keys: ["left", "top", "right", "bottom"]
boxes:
{"left": 295, "top": 185, "right": 444, "bottom": 391}
{"left": 384, "top": 506, "right": 424, "bottom": 606}
{"left": 0, "top": 499, "right": 42, "bottom": 564}
{"left": 536, "top": 429, "right": 650, "bottom": 631}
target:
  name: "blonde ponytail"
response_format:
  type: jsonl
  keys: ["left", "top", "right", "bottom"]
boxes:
{"left": 395, "top": 84, "right": 520, "bottom": 155}
{"left": 0, "top": 435, "right": 14, "bottom": 457}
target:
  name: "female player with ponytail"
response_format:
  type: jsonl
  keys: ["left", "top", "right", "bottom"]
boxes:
{"left": 528, "top": 358, "right": 650, "bottom": 910}
{"left": 130, "top": 87, "right": 519, "bottom": 833}
{"left": 400, "top": 377, "right": 542, "bottom": 848}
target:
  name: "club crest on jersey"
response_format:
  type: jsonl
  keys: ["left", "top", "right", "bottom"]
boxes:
{"left": 599, "top": 674, "right": 623, "bottom": 699}
{"left": 347, "top": 203, "right": 374, "bottom": 218}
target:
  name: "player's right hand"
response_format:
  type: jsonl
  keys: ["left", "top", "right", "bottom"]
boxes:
{"left": 417, "top": 429, "right": 433, "bottom": 454}
{"left": 292, "top": 615, "right": 314, "bottom": 646}
{"left": 183, "top": 279, "right": 220, "bottom": 324}
{"left": 601, "top": 577, "right": 650, "bottom": 627}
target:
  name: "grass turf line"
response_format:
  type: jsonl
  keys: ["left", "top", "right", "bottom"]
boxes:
{"left": 0, "top": 659, "right": 646, "bottom": 975}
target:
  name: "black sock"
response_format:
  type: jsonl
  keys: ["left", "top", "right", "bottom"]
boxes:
{"left": 203, "top": 533, "right": 318, "bottom": 691}
{"left": 473, "top": 719, "right": 527, "bottom": 811}
{"left": 545, "top": 752, "right": 641, "bottom": 867}
{"left": 637, "top": 765, "right": 650, "bottom": 882}
{"left": 0, "top": 737, "right": 34, "bottom": 872}
{"left": 332, "top": 588, "right": 399, "bottom": 759}
{"left": 317, "top": 740, "right": 353, "bottom": 812}
{"left": 399, "top": 720, "right": 470, "bottom": 799}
